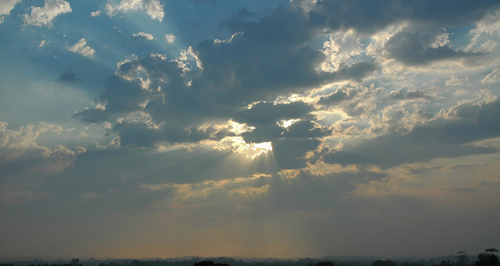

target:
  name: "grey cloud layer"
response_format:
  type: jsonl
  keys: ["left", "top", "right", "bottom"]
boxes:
{"left": 73, "top": 0, "right": 500, "bottom": 171}
{"left": 384, "top": 29, "right": 481, "bottom": 65}
{"left": 74, "top": 6, "right": 379, "bottom": 167}
{"left": 76, "top": 5, "right": 379, "bottom": 128}
{"left": 305, "top": 0, "right": 500, "bottom": 33}
{"left": 324, "top": 100, "right": 500, "bottom": 168}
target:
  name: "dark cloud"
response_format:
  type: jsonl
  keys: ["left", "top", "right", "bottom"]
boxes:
{"left": 240, "top": 124, "right": 283, "bottom": 143}
{"left": 323, "top": 100, "right": 500, "bottom": 168}
{"left": 239, "top": 119, "right": 331, "bottom": 145}
{"left": 73, "top": 1, "right": 496, "bottom": 171}
{"left": 388, "top": 89, "right": 434, "bottom": 101}
{"left": 399, "top": 165, "right": 443, "bottom": 175}
{"left": 282, "top": 120, "right": 331, "bottom": 139}
{"left": 220, "top": 6, "right": 319, "bottom": 47}
{"left": 58, "top": 71, "right": 81, "bottom": 83}
{"left": 307, "top": 0, "right": 500, "bottom": 34}
{"left": 228, "top": 101, "right": 330, "bottom": 168}
{"left": 75, "top": 75, "right": 151, "bottom": 123}
{"left": 113, "top": 121, "right": 232, "bottom": 148}
{"left": 233, "top": 102, "right": 313, "bottom": 125}
{"left": 272, "top": 139, "right": 320, "bottom": 169}
{"left": 193, "top": 33, "right": 375, "bottom": 105}
{"left": 318, "top": 87, "right": 357, "bottom": 106}
{"left": 384, "top": 30, "right": 481, "bottom": 65}
{"left": 75, "top": 6, "right": 376, "bottom": 149}
{"left": 444, "top": 163, "right": 488, "bottom": 171}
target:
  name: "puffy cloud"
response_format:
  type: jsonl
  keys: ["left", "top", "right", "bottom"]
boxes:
{"left": 75, "top": 7, "right": 377, "bottom": 151}
{"left": 133, "top": 32, "right": 154, "bottom": 40}
{"left": 468, "top": 11, "right": 500, "bottom": 51}
{"left": 62, "top": 0, "right": 500, "bottom": 227}
{"left": 165, "top": 34, "right": 176, "bottom": 43}
{"left": 90, "top": 10, "right": 101, "bottom": 17}
{"left": 437, "top": 91, "right": 498, "bottom": 120}
{"left": 318, "top": 85, "right": 382, "bottom": 118}
{"left": 0, "top": 122, "right": 81, "bottom": 204}
{"left": 0, "top": 0, "right": 22, "bottom": 26}
{"left": 319, "top": 30, "right": 363, "bottom": 72}
{"left": 74, "top": 8, "right": 380, "bottom": 170}
{"left": 69, "top": 1, "right": 500, "bottom": 176}
{"left": 68, "top": 38, "right": 96, "bottom": 58}
{"left": 105, "top": 0, "right": 165, "bottom": 21}
{"left": 318, "top": 87, "right": 357, "bottom": 106}
{"left": 323, "top": 99, "right": 500, "bottom": 168}
{"left": 234, "top": 102, "right": 331, "bottom": 147}
{"left": 446, "top": 76, "right": 468, "bottom": 86}
{"left": 75, "top": 54, "right": 183, "bottom": 124}
{"left": 38, "top": 39, "right": 49, "bottom": 48}
{"left": 0, "top": 122, "right": 53, "bottom": 161}
{"left": 22, "top": 0, "right": 72, "bottom": 27}
{"left": 481, "top": 68, "right": 500, "bottom": 83}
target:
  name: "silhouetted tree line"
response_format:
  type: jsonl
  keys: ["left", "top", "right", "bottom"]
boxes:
{"left": 0, "top": 263, "right": 83, "bottom": 266}
{"left": 1, "top": 253, "right": 497, "bottom": 266}
{"left": 473, "top": 253, "right": 499, "bottom": 266}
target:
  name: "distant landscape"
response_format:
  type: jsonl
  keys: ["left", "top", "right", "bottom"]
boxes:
{"left": 1, "top": 252, "right": 499, "bottom": 266}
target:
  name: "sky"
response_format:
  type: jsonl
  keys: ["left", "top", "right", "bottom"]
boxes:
{"left": 1, "top": 0, "right": 500, "bottom": 260}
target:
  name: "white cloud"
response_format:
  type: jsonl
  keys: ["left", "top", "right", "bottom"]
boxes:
{"left": 446, "top": 75, "right": 467, "bottom": 86}
{"left": 0, "top": 121, "right": 76, "bottom": 163}
{"left": 165, "top": 34, "right": 176, "bottom": 44}
{"left": 22, "top": 0, "right": 72, "bottom": 27}
{"left": 468, "top": 11, "right": 500, "bottom": 51}
{"left": 133, "top": 32, "right": 154, "bottom": 40}
{"left": 68, "top": 38, "right": 96, "bottom": 58}
{"left": 90, "top": 10, "right": 101, "bottom": 17}
{"left": 0, "top": 0, "right": 22, "bottom": 26}
{"left": 105, "top": 0, "right": 164, "bottom": 21}
{"left": 481, "top": 68, "right": 500, "bottom": 83}
{"left": 0, "top": 121, "right": 83, "bottom": 205}
{"left": 319, "top": 30, "right": 363, "bottom": 72}
{"left": 38, "top": 39, "right": 49, "bottom": 48}
{"left": 454, "top": 89, "right": 468, "bottom": 96}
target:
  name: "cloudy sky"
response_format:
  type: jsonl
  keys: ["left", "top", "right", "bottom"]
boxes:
{"left": 1, "top": 0, "right": 500, "bottom": 259}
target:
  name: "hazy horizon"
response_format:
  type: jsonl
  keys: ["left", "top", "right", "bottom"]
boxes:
{"left": 0, "top": 254, "right": 486, "bottom": 263}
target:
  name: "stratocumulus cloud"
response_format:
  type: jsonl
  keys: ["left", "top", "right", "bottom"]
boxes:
{"left": 68, "top": 38, "right": 96, "bottom": 58}
{"left": 105, "top": 0, "right": 165, "bottom": 21}
{"left": 0, "top": 0, "right": 23, "bottom": 26}
{"left": 22, "top": 0, "right": 72, "bottom": 27}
